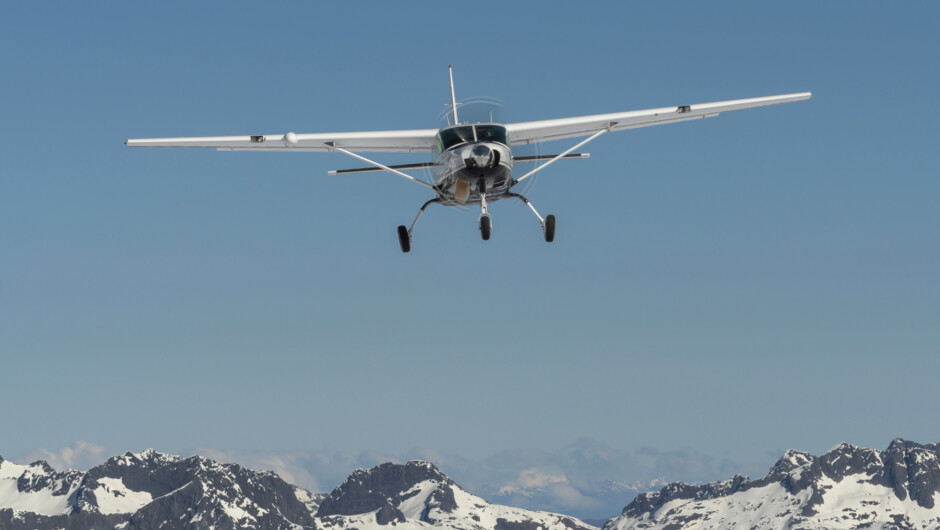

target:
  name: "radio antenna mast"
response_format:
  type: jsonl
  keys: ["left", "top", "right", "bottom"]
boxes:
{"left": 447, "top": 65, "right": 459, "bottom": 125}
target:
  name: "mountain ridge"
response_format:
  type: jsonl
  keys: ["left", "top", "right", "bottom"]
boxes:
{"left": 1, "top": 452, "right": 594, "bottom": 530}
{"left": 5, "top": 439, "right": 940, "bottom": 529}
{"left": 1, "top": 449, "right": 317, "bottom": 529}
{"left": 605, "top": 438, "right": 940, "bottom": 529}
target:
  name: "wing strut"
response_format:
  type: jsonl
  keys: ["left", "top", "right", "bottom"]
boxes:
{"left": 328, "top": 144, "right": 435, "bottom": 190}
{"left": 328, "top": 162, "right": 436, "bottom": 175}
{"left": 513, "top": 128, "right": 608, "bottom": 184}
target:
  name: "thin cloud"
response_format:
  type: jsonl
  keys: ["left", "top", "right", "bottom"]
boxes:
{"left": 23, "top": 441, "right": 112, "bottom": 471}
{"left": 497, "top": 468, "right": 567, "bottom": 496}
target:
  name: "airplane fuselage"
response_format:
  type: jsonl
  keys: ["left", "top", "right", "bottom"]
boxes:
{"left": 431, "top": 123, "right": 514, "bottom": 205}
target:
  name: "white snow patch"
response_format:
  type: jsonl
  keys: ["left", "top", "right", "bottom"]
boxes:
{"left": 398, "top": 480, "right": 438, "bottom": 519}
{"left": 293, "top": 485, "right": 321, "bottom": 513}
{"left": 791, "top": 465, "right": 808, "bottom": 481}
{"left": 93, "top": 477, "right": 153, "bottom": 514}
{"left": 218, "top": 496, "right": 266, "bottom": 523}
{"left": 218, "top": 499, "right": 252, "bottom": 522}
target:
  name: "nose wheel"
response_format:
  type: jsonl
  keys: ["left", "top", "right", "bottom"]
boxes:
{"left": 479, "top": 190, "right": 492, "bottom": 241}
{"left": 479, "top": 215, "right": 491, "bottom": 240}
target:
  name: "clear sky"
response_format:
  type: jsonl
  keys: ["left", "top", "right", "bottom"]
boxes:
{"left": 2, "top": 1, "right": 939, "bottom": 520}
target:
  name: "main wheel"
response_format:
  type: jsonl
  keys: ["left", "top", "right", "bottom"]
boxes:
{"left": 480, "top": 216, "right": 491, "bottom": 241}
{"left": 397, "top": 225, "right": 411, "bottom": 253}
{"left": 544, "top": 214, "right": 555, "bottom": 242}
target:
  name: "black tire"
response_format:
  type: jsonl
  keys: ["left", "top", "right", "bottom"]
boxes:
{"left": 480, "top": 216, "right": 491, "bottom": 241}
{"left": 397, "top": 225, "right": 411, "bottom": 253}
{"left": 544, "top": 215, "right": 555, "bottom": 242}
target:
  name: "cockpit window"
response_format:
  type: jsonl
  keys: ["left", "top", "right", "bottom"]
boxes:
{"left": 438, "top": 126, "right": 475, "bottom": 150}
{"left": 475, "top": 125, "right": 508, "bottom": 146}
{"left": 438, "top": 124, "right": 509, "bottom": 151}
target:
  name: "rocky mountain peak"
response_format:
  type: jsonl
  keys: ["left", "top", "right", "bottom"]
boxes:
{"left": 607, "top": 439, "right": 940, "bottom": 530}
{"left": 24, "top": 460, "right": 55, "bottom": 474}
{"left": 616, "top": 474, "right": 749, "bottom": 520}
{"left": 765, "top": 449, "right": 813, "bottom": 479}
{"left": 316, "top": 460, "right": 456, "bottom": 518}
{"left": 314, "top": 461, "right": 595, "bottom": 530}
{"left": 111, "top": 448, "right": 182, "bottom": 468}
{"left": 349, "top": 460, "right": 450, "bottom": 487}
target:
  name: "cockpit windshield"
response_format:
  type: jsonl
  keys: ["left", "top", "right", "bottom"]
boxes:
{"left": 475, "top": 125, "right": 508, "bottom": 145}
{"left": 438, "top": 126, "right": 474, "bottom": 150}
{"left": 438, "top": 124, "right": 509, "bottom": 151}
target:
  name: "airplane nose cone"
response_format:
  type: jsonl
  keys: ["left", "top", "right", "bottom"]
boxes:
{"left": 469, "top": 144, "right": 493, "bottom": 168}
{"left": 471, "top": 144, "right": 491, "bottom": 157}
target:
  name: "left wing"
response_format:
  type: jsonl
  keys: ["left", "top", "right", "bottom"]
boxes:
{"left": 125, "top": 128, "right": 439, "bottom": 153}
{"left": 505, "top": 92, "right": 811, "bottom": 146}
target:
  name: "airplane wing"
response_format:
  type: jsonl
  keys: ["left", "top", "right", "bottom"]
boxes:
{"left": 125, "top": 128, "right": 439, "bottom": 153}
{"left": 505, "top": 92, "right": 811, "bottom": 146}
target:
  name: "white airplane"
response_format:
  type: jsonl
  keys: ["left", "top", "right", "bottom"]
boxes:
{"left": 126, "top": 67, "right": 810, "bottom": 252}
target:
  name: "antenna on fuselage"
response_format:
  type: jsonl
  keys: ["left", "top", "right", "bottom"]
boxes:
{"left": 446, "top": 65, "right": 460, "bottom": 125}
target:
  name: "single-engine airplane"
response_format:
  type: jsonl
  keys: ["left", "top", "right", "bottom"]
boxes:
{"left": 126, "top": 67, "right": 810, "bottom": 252}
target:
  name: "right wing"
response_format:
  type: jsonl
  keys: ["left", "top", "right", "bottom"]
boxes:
{"left": 505, "top": 92, "right": 811, "bottom": 146}
{"left": 125, "top": 128, "right": 439, "bottom": 153}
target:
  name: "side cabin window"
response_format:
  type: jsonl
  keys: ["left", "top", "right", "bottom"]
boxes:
{"left": 438, "top": 124, "right": 509, "bottom": 151}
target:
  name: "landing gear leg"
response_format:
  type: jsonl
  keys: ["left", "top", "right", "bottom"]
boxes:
{"left": 398, "top": 198, "right": 440, "bottom": 253}
{"left": 479, "top": 192, "right": 491, "bottom": 241}
{"left": 509, "top": 193, "right": 555, "bottom": 242}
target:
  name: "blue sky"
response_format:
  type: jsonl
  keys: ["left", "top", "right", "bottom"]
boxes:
{"left": 2, "top": 1, "right": 939, "bottom": 519}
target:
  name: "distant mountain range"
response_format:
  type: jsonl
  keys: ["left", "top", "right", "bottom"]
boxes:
{"left": 0, "top": 452, "right": 592, "bottom": 530}
{"left": 2, "top": 439, "right": 940, "bottom": 529}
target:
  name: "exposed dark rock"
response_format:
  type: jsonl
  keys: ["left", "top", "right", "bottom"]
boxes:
{"left": 429, "top": 482, "right": 458, "bottom": 513}
{"left": 496, "top": 518, "right": 545, "bottom": 530}
{"left": 0, "top": 508, "right": 125, "bottom": 530}
{"left": 375, "top": 503, "right": 406, "bottom": 525}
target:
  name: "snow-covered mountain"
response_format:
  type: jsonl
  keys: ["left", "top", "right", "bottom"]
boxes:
{"left": 0, "top": 449, "right": 319, "bottom": 529}
{"left": 1, "top": 452, "right": 595, "bottom": 530}
{"left": 605, "top": 439, "right": 940, "bottom": 529}
{"left": 6, "top": 440, "right": 940, "bottom": 529}
{"left": 314, "top": 460, "right": 596, "bottom": 530}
